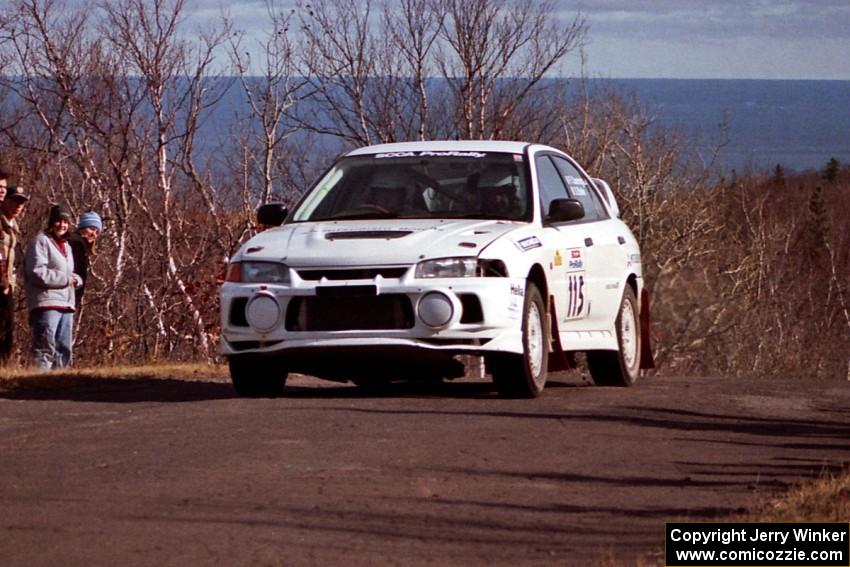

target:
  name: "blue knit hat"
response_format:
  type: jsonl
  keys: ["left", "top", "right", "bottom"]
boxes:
{"left": 77, "top": 211, "right": 103, "bottom": 232}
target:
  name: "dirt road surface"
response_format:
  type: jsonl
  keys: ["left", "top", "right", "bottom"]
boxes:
{"left": 1, "top": 370, "right": 848, "bottom": 566}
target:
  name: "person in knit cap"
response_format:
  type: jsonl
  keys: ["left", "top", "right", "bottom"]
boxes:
{"left": 67, "top": 211, "right": 102, "bottom": 311}
{"left": 24, "top": 203, "right": 82, "bottom": 369}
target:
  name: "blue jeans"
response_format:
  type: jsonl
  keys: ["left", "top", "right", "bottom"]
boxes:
{"left": 29, "top": 309, "right": 74, "bottom": 370}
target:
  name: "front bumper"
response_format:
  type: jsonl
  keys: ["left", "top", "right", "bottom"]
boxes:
{"left": 219, "top": 269, "right": 527, "bottom": 357}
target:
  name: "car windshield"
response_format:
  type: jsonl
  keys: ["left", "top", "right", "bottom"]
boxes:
{"left": 292, "top": 151, "right": 531, "bottom": 222}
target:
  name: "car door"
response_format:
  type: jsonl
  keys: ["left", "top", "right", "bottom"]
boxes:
{"left": 550, "top": 155, "right": 627, "bottom": 330}
{"left": 533, "top": 153, "right": 594, "bottom": 331}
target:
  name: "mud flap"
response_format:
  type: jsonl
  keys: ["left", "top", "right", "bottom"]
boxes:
{"left": 547, "top": 296, "right": 576, "bottom": 371}
{"left": 640, "top": 288, "right": 656, "bottom": 369}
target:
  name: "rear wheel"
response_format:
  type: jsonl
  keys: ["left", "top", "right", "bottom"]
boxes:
{"left": 229, "top": 355, "right": 288, "bottom": 397}
{"left": 587, "top": 286, "right": 640, "bottom": 386}
{"left": 489, "top": 283, "right": 548, "bottom": 398}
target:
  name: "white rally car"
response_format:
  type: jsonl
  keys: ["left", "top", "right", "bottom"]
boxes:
{"left": 220, "top": 141, "right": 653, "bottom": 397}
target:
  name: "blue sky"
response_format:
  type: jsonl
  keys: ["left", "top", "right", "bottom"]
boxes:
{"left": 190, "top": 0, "right": 850, "bottom": 80}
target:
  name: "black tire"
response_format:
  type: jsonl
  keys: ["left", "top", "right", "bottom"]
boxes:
{"left": 488, "top": 283, "right": 548, "bottom": 398}
{"left": 229, "top": 355, "right": 288, "bottom": 397}
{"left": 587, "top": 286, "right": 641, "bottom": 386}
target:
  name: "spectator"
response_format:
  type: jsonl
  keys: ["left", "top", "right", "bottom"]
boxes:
{"left": 0, "top": 167, "right": 8, "bottom": 201}
{"left": 24, "top": 203, "right": 81, "bottom": 370}
{"left": 0, "top": 184, "right": 28, "bottom": 364}
{"left": 67, "top": 211, "right": 102, "bottom": 311}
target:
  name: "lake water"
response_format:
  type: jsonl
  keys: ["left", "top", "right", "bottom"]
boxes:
{"left": 202, "top": 78, "right": 850, "bottom": 175}
{"left": 606, "top": 79, "right": 850, "bottom": 173}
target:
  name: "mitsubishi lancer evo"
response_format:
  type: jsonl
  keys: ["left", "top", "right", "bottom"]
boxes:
{"left": 220, "top": 141, "right": 653, "bottom": 397}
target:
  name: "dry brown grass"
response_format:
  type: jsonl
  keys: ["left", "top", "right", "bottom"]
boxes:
{"left": 0, "top": 362, "right": 229, "bottom": 390}
{"left": 600, "top": 468, "right": 850, "bottom": 567}
{"left": 744, "top": 467, "right": 850, "bottom": 523}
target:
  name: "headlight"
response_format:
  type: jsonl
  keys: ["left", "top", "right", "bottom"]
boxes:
{"left": 225, "top": 261, "right": 290, "bottom": 284}
{"left": 415, "top": 257, "right": 479, "bottom": 278}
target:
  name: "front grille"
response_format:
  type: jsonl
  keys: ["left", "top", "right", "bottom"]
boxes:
{"left": 296, "top": 267, "right": 409, "bottom": 281}
{"left": 459, "top": 294, "right": 483, "bottom": 323}
{"left": 230, "top": 298, "right": 248, "bottom": 327}
{"left": 285, "top": 294, "right": 414, "bottom": 331}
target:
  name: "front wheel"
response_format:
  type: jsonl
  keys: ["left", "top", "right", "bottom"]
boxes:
{"left": 587, "top": 286, "right": 640, "bottom": 386}
{"left": 488, "top": 282, "right": 548, "bottom": 398}
{"left": 229, "top": 355, "right": 288, "bottom": 397}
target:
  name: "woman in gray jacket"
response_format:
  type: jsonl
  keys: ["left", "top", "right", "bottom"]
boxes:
{"left": 24, "top": 204, "right": 82, "bottom": 369}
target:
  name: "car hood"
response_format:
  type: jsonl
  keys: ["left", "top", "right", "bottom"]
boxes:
{"left": 233, "top": 219, "right": 527, "bottom": 267}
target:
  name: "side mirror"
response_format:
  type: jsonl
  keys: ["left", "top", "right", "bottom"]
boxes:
{"left": 592, "top": 177, "right": 620, "bottom": 218}
{"left": 257, "top": 202, "right": 288, "bottom": 227}
{"left": 548, "top": 198, "right": 585, "bottom": 223}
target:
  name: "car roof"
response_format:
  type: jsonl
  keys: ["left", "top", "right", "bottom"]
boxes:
{"left": 345, "top": 140, "right": 535, "bottom": 156}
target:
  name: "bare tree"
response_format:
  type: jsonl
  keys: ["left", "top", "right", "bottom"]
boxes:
{"left": 436, "top": 0, "right": 586, "bottom": 139}
{"left": 227, "top": 0, "right": 309, "bottom": 209}
{"left": 99, "top": 0, "right": 231, "bottom": 360}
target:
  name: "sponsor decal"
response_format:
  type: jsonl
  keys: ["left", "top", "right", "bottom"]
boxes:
{"left": 508, "top": 284, "right": 525, "bottom": 319}
{"left": 629, "top": 253, "right": 641, "bottom": 264}
{"left": 375, "top": 151, "right": 486, "bottom": 159}
{"left": 554, "top": 250, "right": 563, "bottom": 267}
{"left": 565, "top": 176, "right": 588, "bottom": 196}
{"left": 515, "top": 236, "right": 542, "bottom": 251}
{"left": 508, "top": 283, "right": 525, "bottom": 318}
{"left": 570, "top": 249, "right": 582, "bottom": 259}
{"left": 508, "top": 297, "right": 522, "bottom": 318}
{"left": 568, "top": 259, "right": 583, "bottom": 270}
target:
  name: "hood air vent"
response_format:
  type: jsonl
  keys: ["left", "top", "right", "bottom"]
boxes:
{"left": 326, "top": 230, "right": 412, "bottom": 240}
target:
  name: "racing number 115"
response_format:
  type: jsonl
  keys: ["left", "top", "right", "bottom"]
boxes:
{"left": 567, "top": 274, "right": 584, "bottom": 318}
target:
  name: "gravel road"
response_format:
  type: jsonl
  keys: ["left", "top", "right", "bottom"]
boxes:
{"left": 1, "top": 370, "right": 848, "bottom": 566}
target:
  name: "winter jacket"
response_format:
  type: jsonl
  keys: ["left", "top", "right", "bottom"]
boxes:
{"left": 68, "top": 233, "right": 90, "bottom": 310}
{"left": 0, "top": 213, "right": 20, "bottom": 292}
{"left": 24, "top": 231, "right": 81, "bottom": 312}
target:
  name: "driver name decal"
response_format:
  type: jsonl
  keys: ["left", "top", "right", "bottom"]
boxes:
{"left": 515, "top": 236, "right": 542, "bottom": 251}
{"left": 375, "top": 151, "right": 486, "bottom": 159}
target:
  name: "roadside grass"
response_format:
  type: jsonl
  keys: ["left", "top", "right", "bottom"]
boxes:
{"left": 0, "top": 362, "right": 229, "bottom": 390}
{"left": 603, "top": 467, "right": 850, "bottom": 566}
{"left": 743, "top": 466, "right": 850, "bottom": 522}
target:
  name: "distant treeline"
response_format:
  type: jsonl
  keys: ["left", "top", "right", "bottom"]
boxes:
{"left": 0, "top": 0, "right": 846, "bottom": 378}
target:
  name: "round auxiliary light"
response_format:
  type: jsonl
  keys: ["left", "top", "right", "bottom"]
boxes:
{"left": 245, "top": 292, "right": 281, "bottom": 332}
{"left": 418, "top": 292, "right": 454, "bottom": 328}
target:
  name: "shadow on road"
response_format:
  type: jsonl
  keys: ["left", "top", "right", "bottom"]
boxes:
{"left": 0, "top": 374, "right": 586, "bottom": 403}
{"left": 0, "top": 377, "right": 236, "bottom": 403}
{"left": 280, "top": 375, "right": 586, "bottom": 400}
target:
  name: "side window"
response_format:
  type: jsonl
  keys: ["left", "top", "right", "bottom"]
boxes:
{"left": 534, "top": 156, "right": 569, "bottom": 218}
{"left": 551, "top": 156, "right": 608, "bottom": 221}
